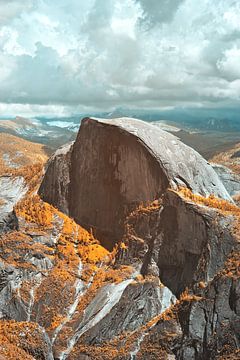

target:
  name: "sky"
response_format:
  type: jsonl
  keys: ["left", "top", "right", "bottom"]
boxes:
{"left": 0, "top": 0, "right": 240, "bottom": 116}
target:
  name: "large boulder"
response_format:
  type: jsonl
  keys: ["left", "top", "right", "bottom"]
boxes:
{"left": 39, "top": 117, "right": 231, "bottom": 249}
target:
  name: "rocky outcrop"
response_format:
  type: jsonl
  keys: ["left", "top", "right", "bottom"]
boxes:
{"left": 39, "top": 142, "right": 73, "bottom": 214}
{"left": 212, "top": 163, "right": 240, "bottom": 198}
{"left": 39, "top": 117, "right": 231, "bottom": 249}
{"left": 0, "top": 201, "right": 176, "bottom": 360}
{"left": 0, "top": 176, "right": 27, "bottom": 232}
{"left": 135, "top": 250, "right": 240, "bottom": 360}
{"left": 117, "top": 190, "right": 237, "bottom": 296}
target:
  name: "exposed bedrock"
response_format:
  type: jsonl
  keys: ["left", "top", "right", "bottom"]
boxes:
{"left": 0, "top": 176, "right": 27, "bottom": 233}
{"left": 117, "top": 190, "right": 237, "bottom": 296}
{"left": 39, "top": 117, "right": 231, "bottom": 249}
{"left": 212, "top": 163, "right": 240, "bottom": 198}
{"left": 39, "top": 142, "right": 73, "bottom": 215}
{"left": 135, "top": 268, "right": 240, "bottom": 360}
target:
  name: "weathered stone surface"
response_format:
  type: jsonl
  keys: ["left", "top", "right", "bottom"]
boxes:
{"left": 176, "top": 273, "right": 240, "bottom": 359}
{"left": 117, "top": 190, "right": 237, "bottom": 296}
{"left": 212, "top": 163, "right": 240, "bottom": 198}
{"left": 39, "top": 117, "right": 231, "bottom": 249}
{"left": 0, "top": 176, "right": 26, "bottom": 232}
{"left": 133, "top": 255, "right": 240, "bottom": 360}
{"left": 39, "top": 142, "right": 73, "bottom": 214}
{"left": 80, "top": 279, "right": 175, "bottom": 345}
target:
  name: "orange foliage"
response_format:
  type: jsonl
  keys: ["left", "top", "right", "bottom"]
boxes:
{"left": 179, "top": 287, "right": 202, "bottom": 302}
{"left": 13, "top": 192, "right": 111, "bottom": 333}
{"left": 131, "top": 199, "right": 161, "bottom": 216}
{"left": 48, "top": 314, "right": 67, "bottom": 331}
{"left": 15, "top": 195, "right": 54, "bottom": 229}
{"left": 178, "top": 187, "right": 239, "bottom": 213}
{"left": 119, "top": 242, "right": 128, "bottom": 250}
{"left": 0, "top": 320, "right": 48, "bottom": 360}
{"left": 0, "top": 132, "right": 48, "bottom": 176}
{"left": 6, "top": 162, "right": 44, "bottom": 194}
{"left": 221, "top": 251, "right": 240, "bottom": 279}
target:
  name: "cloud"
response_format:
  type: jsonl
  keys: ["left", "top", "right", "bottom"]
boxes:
{"left": 136, "top": 0, "right": 184, "bottom": 27}
{"left": 0, "top": 0, "right": 33, "bottom": 25}
{"left": 0, "top": 0, "right": 240, "bottom": 115}
{"left": 217, "top": 46, "right": 240, "bottom": 81}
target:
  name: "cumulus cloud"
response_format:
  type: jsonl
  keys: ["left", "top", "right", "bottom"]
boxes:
{"left": 135, "top": 0, "right": 184, "bottom": 26}
{"left": 0, "top": 0, "right": 240, "bottom": 115}
{"left": 0, "top": 0, "right": 33, "bottom": 25}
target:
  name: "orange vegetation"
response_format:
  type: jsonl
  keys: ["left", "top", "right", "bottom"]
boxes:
{"left": 0, "top": 132, "right": 48, "bottom": 176}
{"left": 12, "top": 192, "right": 110, "bottom": 333}
{"left": 211, "top": 143, "right": 240, "bottom": 175}
{"left": 69, "top": 279, "right": 204, "bottom": 360}
{"left": 177, "top": 187, "right": 240, "bottom": 237}
{"left": 130, "top": 199, "right": 161, "bottom": 217}
{"left": 178, "top": 187, "right": 240, "bottom": 213}
{"left": 15, "top": 195, "right": 54, "bottom": 229}
{"left": 216, "top": 350, "right": 240, "bottom": 359}
{"left": 11, "top": 162, "right": 44, "bottom": 194}
{"left": 179, "top": 288, "right": 203, "bottom": 302}
{"left": 0, "top": 230, "right": 54, "bottom": 271}
{"left": 0, "top": 320, "right": 48, "bottom": 360}
{"left": 221, "top": 251, "right": 240, "bottom": 279}
{"left": 76, "top": 265, "right": 133, "bottom": 317}
{"left": 55, "top": 264, "right": 134, "bottom": 349}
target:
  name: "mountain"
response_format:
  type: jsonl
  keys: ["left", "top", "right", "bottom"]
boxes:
{"left": 1, "top": 114, "right": 240, "bottom": 162}
{"left": 0, "top": 117, "right": 239, "bottom": 359}
{"left": 0, "top": 116, "right": 78, "bottom": 150}
{"left": 39, "top": 117, "right": 231, "bottom": 249}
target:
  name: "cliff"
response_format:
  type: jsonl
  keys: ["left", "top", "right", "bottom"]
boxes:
{"left": 39, "top": 117, "right": 231, "bottom": 249}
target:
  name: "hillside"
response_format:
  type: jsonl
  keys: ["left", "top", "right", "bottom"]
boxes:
{"left": 211, "top": 143, "right": 240, "bottom": 204}
{"left": 211, "top": 142, "right": 240, "bottom": 175}
{"left": 0, "top": 133, "right": 49, "bottom": 175}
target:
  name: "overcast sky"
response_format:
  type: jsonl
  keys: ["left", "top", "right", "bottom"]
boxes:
{"left": 0, "top": 0, "right": 240, "bottom": 116}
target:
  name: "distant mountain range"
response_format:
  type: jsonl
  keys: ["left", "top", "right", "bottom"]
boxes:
{"left": 0, "top": 110, "right": 239, "bottom": 159}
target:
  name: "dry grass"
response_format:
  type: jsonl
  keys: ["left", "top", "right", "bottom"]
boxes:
{"left": 0, "top": 133, "right": 48, "bottom": 176}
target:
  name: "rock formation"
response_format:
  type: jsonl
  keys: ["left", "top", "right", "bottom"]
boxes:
{"left": 39, "top": 117, "right": 231, "bottom": 249}
{"left": 0, "top": 117, "right": 239, "bottom": 359}
{"left": 39, "top": 142, "right": 74, "bottom": 215}
{"left": 212, "top": 163, "right": 240, "bottom": 198}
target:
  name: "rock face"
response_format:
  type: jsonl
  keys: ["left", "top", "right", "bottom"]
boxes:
{"left": 39, "top": 142, "right": 73, "bottom": 215}
{"left": 212, "top": 163, "right": 240, "bottom": 198}
{"left": 117, "top": 190, "right": 237, "bottom": 296}
{"left": 39, "top": 117, "right": 231, "bottom": 249}
{"left": 0, "top": 176, "right": 27, "bottom": 233}
{"left": 0, "top": 201, "right": 176, "bottom": 360}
